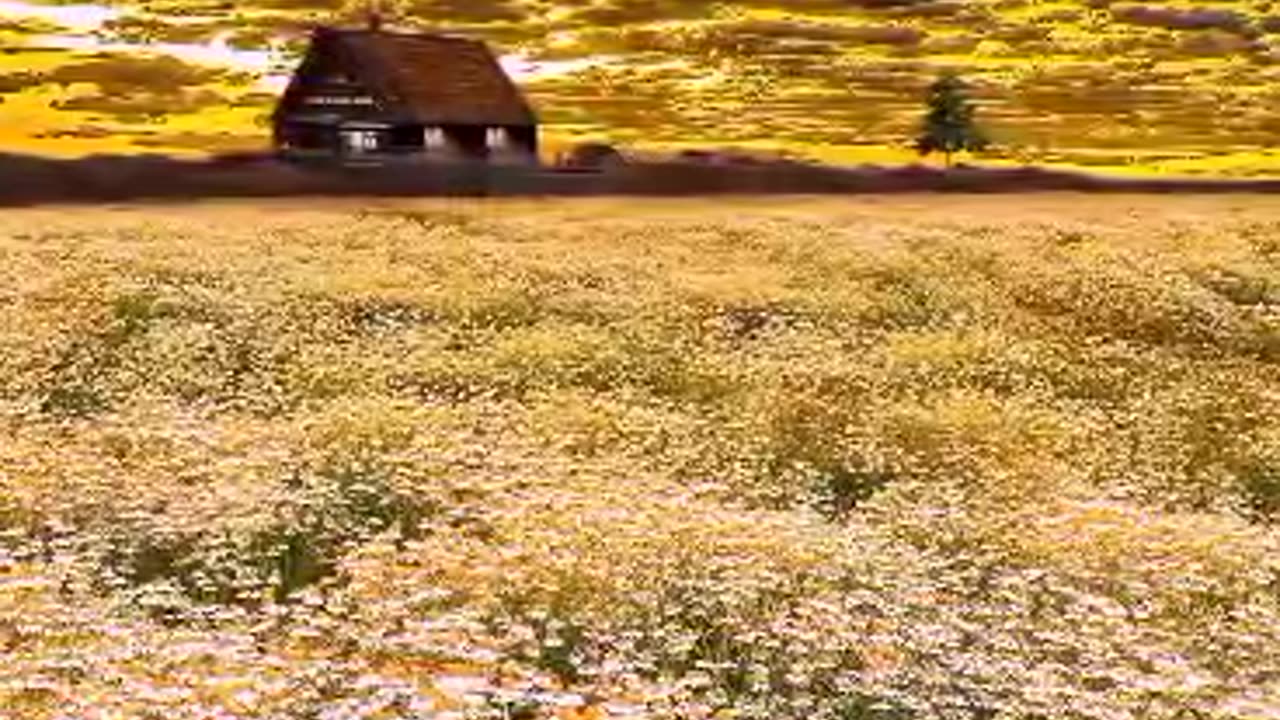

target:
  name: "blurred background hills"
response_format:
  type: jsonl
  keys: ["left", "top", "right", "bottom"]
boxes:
{"left": 1, "top": 0, "right": 1279, "bottom": 175}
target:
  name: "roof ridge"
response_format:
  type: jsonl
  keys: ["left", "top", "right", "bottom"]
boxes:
{"left": 319, "top": 26, "right": 478, "bottom": 42}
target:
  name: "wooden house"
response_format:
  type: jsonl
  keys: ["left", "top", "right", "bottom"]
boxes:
{"left": 271, "top": 19, "right": 538, "bottom": 164}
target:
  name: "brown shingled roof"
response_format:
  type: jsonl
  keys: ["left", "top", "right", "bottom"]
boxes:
{"left": 315, "top": 27, "right": 536, "bottom": 126}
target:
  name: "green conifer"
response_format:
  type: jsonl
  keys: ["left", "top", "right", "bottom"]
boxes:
{"left": 916, "top": 72, "right": 989, "bottom": 168}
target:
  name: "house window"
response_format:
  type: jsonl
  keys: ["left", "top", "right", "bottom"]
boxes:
{"left": 485, "top": 127, "right": 508, "bottom": 150}
{"left": 342, "top": 130, "right": 380, "bottom": 152}
{"left": 424, "top": 127, "right": 447, "bottom": 150}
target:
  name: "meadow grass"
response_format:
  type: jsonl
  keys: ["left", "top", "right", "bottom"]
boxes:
{"left": 1, "top": 195, "right": 1279, "bottom": 719}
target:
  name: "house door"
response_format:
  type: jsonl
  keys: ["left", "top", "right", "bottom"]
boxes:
{"left": 340, "top": 129, "right": 382, "bottom": 154}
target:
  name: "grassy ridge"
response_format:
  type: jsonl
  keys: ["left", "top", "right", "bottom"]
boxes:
{"left": 2, "top": 196, "right": 1280, "bottom": 718}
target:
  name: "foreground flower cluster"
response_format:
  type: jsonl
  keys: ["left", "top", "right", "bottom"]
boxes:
{"left": 1, "top": 196, "right": 1279, "bottom": 719}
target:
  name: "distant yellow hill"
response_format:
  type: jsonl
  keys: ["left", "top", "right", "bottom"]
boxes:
{"left": 1, "top": 0, "right": 1279, "bottom": 175}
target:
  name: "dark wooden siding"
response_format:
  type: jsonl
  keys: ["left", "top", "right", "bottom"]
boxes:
{"left": 276, "top": 36, "right": 387, "bottom": 126}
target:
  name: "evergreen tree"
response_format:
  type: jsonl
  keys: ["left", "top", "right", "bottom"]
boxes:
{"left": 916, "top": 72, "right": 989, "bottom": 167}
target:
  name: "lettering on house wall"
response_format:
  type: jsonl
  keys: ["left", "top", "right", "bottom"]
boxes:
{"left": 303, "top": 95, "right": 376, "bottom": 107}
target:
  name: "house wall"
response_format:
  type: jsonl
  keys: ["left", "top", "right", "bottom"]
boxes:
{"left": 274, "top": 37, "right": 390, "bottom": 154}
{"left": 277, "top": 118, "right": 540, "bottom": 161}
{"left": 506, "top": 125, "right": 539, "bottom": 159}
{"left": 277, "top": 122, "right": 336, "bottom": 151}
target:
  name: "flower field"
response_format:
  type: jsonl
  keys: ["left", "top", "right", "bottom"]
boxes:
{"left": 2, "top": 194, "right": 1279, "bottom": 719}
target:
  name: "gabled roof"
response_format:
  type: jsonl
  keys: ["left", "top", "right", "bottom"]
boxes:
{"left": 288, "top": 27, "right": 536, "bottom": 126}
